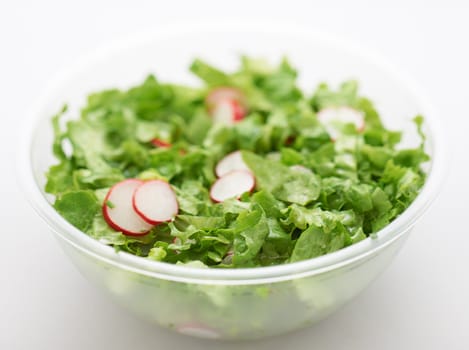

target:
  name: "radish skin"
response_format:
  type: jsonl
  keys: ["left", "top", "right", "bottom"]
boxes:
{"left": 231, "top": 100, "right": 245, "bottom": 122}
{"left": 317, "top": 107, "right": 365, "bottom": 139}
{"left": 151, "top": 138, "right": 172, "bottom": 148}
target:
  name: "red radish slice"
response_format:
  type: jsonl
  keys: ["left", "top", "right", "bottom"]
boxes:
{"left": 317, "top": 107, "right": 365, "bottom": 139}
{"left": 211, "top": 99, "right": 246, "bottom": 125}
{"left": 221, "top": 249, "right": 234, "bottom": 264}
{"left": 206, "top": 87, "right": 245, "bottom": 111}
{"left": 103, "top": 179, "right": 154, "bottom": 236}
{"left": 132, "top": 180, "right": 179, "bottom": 224}
{"left": 215, "top": 151, "right": 250, "bottom": 178}
{"left": 151, "top": 138, "right": 172, "bottom": 148}
{"left": 210, "top": 170, "right": 255, "bottom": 202}
{"left": 176, "top": 323, "right": 221, "bottom": 339}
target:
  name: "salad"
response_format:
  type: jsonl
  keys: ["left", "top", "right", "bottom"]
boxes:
{"left": 46, "top": 57, "right": 429, "bottom": 268}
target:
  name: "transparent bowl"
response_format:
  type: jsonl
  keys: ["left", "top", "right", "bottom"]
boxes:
{"left": 18, "top": 23, "right": 446, "bottom": 340}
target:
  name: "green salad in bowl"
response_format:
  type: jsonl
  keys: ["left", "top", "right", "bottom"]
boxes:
{"left": 46, "top": 56, "right": 428, "bottom": 268}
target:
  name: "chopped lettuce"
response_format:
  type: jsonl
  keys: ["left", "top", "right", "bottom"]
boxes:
{"left": 46, "top": 57, "right": 428, "bottom": 268}
{"left": 53, "top": 190, "right": 99, "bottom": 232}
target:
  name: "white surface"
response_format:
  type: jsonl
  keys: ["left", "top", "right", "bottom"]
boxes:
{"left": 1, "top": 1, "right": 468, "bottom": 349}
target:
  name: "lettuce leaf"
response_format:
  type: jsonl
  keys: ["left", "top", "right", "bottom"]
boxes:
{"left": 53, "top": 191, "right": 99, "bottom": 232}
{"left": 242, "top": 151, "right": 320, "bottom": 205}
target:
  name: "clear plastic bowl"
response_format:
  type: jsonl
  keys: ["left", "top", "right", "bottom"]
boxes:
{"left": 18, "top": 23, "right": 446, "bottom": 340}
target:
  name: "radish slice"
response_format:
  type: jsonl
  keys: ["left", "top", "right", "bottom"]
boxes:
{"left": 132, "top": 180, "right": 179, "bottom": 224}
{"left": 211, "top": 99, "right": 245, "bottom": 125}
{"left": 221, "top": 249, "right": 234, "bottom": 264}
{"left": 317, "top": 107, "right": 365, "bottom": 139}
{"left": 151, "top": 138, "right": 172, "bottom": 148}
{"left": 290, "top": 165, "right": 313, "bottom": 174}
{"left": 206, "top": 87, "right": 245, "bottom": 110}
{"left": 176, "top": 323, "right": 221, "bottom": 339}
{"left": 210, "top": 170, "right": 255, "bottom": 202}
{"left": 215, "top": 151, "right": 250, "bottom": 177}
{"left": 103, "top": 179, "right": 154, "bottom": 236}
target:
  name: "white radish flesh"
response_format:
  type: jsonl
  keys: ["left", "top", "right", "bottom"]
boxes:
{"left": 317, "top": 107, "right": 365, "bottom": 139}
{"left": 102, "top": 179, "right": 154, "bottom": 236}
{"left": 206, "top": 87, "right": 244, "bottom": 110}
{"left": 210, "top": 170, "right": 255, "bottom": 202}
{"left": 132, "top": 180, "right": 179, "bottom": 224}
{"left": 215, "top": 151, "right": 250, "bottom": 177}
{"left": 211, "top": 99, "right": 245, "bottom": 125}
{"left": 290, "top": 165, "right": 313, "bottom": 174}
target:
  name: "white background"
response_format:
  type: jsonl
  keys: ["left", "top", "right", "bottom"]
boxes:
{"left": 1, "top": 1, "right": 468, "bottom": 349}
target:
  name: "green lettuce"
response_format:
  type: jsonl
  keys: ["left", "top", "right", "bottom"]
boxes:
{"left": 46, "top": 57, "right": 429, "bottom": 268}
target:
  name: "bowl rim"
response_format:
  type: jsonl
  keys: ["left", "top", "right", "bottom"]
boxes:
{"left": 17, "top": 21, "right": 447, "bottom": 285}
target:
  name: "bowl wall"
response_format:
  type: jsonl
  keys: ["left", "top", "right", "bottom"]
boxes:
{"left": 56, "top": 226, "right": 410, "bottom": 339}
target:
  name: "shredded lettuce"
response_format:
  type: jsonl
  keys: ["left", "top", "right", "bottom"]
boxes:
{"left": 46, "top": 57, "right": 429, "bottom": 268}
